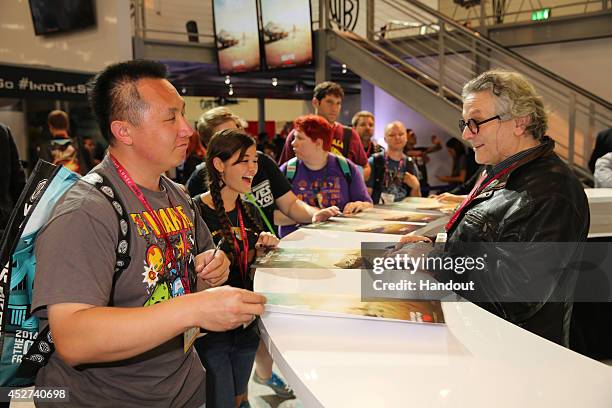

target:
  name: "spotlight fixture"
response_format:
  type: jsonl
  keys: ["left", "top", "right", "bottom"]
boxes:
{"left": 272, "top": 77, "right": 278, "bottom": 87}
{"left": 341, "top": 64, "right": 347, "bottom": 74}
{"left": 225, "top": 75, "right": 231, "bottom": 85}
{"left": 228, "top": 85, "right": 234, "bottom": 96}
{"left": 181, "top": 87, "right": 187, "bottom": 94}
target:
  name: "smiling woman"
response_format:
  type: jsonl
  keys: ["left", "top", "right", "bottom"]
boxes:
{"left": 192, "top": 128, "right": 280, "bottom": 407}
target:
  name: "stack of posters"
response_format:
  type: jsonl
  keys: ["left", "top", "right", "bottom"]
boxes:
{"left": 301, "top": 217, "right": 424, "bottom": 235}
{"left": 262, "top": 292, "right": 445, "bottom": 324}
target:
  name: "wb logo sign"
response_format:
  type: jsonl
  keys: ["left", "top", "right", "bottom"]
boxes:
{"left": 329, "top": 0, "right": 359, "bottom": 32}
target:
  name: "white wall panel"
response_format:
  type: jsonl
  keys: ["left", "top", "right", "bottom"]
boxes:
{"left": 0, "top": 0, "right": 132, "bottom": 72}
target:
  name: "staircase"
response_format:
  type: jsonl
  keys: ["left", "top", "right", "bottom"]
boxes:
{"left": 320, "top": 0, "right": 612, "bottom": 181}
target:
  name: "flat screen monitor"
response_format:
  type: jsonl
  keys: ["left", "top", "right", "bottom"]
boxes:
{"left": 212, "top": 0, "right": 262, "bottom": 75}
{"left": 29, "top": 0, "right": 96, "bottom": 36}
{"left": 260, "top": 0, "right": 313, "bottom": 70}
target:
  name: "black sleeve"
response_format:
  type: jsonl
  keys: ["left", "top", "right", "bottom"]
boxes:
{"left": 5, "top": 125, "right": 26, "bottom": 204}
{"left": 186, "top": 163, "right": 209, "bottom": 197}
{"left": 258, "top": 152, "right": 292, "bottom": 199}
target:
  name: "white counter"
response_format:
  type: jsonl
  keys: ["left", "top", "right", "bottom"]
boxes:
{"left": 255, "top": 227, "right": 612, "bottom": 408}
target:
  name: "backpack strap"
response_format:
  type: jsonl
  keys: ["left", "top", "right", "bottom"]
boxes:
{"left": 373, "top": 153, "right": 385, "bottom": 185}
{"left": 334, "top": 155, "right": 352, "bottom": 185}
{"left": 371, "top": 153, "right": 386, "bottom": 204}
{"left": 17, "top": 172, "right": 131, "bottom": 380}
{"left": 86, "top": 173, "right": 132, "bottom": 305}
{"left": 285, "top": 157, "right": 299, "bottom": 183}
{"left": 342, "top": 126, "right": 352, "bottom": 158}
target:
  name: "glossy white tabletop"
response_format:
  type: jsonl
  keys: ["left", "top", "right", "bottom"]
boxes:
{"left": 255, "top": 227, "right": 612, "bottom": 408}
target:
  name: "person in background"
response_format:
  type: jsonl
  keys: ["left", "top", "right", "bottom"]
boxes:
{"left": 187, "top": 107, "right": 338, "bottom": 401}
{"left": 403, "top": 129, "right": 442, "bottom": 192}
{"left": 262, "top": 141, "right": 277, "bottom": 162}
{"left": 368, "top": 121, "right": 421, "bottom": 203}
{"left": 588, "top": 128, "right": 612, "bottom": 173}
{"left": 178, "top": 130, "right": 206, "bottom": 184}
{"left": 48, "top": 110, "right": 80, "bottom": 173}
{"left": 279, "top": 115, "right": 373, "bottom": 237}
{"left": 594, "top": 151, "right": 612, "bottom": 188}
{"left": 436, "top": 137, "right": 467, "bottom": 187}
{"left": 0, "top": 123, "right": 26, "bottom": 235}
{"left": 278, "top": 82, "right": 369, "bottom": 176}
{"left": 82, "top": 135, "right": 103, "bottom": 167}
{"left": 194, "top": 129, "right": 280, "bottom": 408}
{"left": 352, "top": 110, "right": 383, "bottom": 159}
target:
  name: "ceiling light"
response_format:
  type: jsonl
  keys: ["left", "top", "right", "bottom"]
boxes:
{"left": 225, "top": 75, "right": 231, "bottom": 85}
{"left": 272, "top": 78, "right": 278, "bottom": 87}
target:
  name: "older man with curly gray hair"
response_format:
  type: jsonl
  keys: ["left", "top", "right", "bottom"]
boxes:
{"left": 429, "top": 70, "right": 589, "bottom": 347}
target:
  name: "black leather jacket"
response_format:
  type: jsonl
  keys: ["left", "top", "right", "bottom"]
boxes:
{"left": 442, "top": 137, "right": 590, "bottom": 346}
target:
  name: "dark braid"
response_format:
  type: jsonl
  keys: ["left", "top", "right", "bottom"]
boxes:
{"left": 241, "top": 200, "right": 264, "bottom": 235}
{"left": 205, "top": 128, "right": 259, "bottom": 262}
{"left": 207, "top": 164, "right": 235, "bottom": 264}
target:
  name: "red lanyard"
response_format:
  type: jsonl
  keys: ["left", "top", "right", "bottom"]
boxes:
{"left": 231, "top": 202, "right": 250, "bottom": 282}
{"left": 445, "top": 164, "right": 517, "bottom": 232}
{"left": 383, "top": 153, "right": 405, "bottom": 188}
{"left": 366, "top": 142, "right": 372, "bottom": 157}
{"left": 109, "top": 154, "right": 190, "bottom": 293}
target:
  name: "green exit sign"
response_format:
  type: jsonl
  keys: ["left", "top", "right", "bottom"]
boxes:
{"left": 532, "top": 8, "right": 551, "bottom": 21}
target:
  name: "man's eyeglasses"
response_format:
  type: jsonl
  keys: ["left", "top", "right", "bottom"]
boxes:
{"left": 459, "top": 115, "right": 501, "bottom": 134}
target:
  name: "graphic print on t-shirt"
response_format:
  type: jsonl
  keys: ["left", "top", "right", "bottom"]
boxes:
{"left": 128, "top": 204, "right": 196, "bottom": 306}
{"left": 249, "top": 180, "right": 274, "bottom": 208}
{"left": 330, "top": 139, "right": 345, "bottom": 158}
{"left": 295, "top": 176, "right": 343, "bottom": 208}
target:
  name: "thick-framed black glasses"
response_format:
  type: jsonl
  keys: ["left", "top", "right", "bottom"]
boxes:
{"left": 459, "top": 115, "right": 501, "bottom": 134}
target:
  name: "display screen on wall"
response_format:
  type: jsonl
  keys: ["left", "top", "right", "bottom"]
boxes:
{"left": 260, "top": 0, "right": 313, "bottom": 70}
{"left": 29, "top": 0, "right": 97, "bottom": 36}
{"left": 212, "top": 0, "right": 262, "bottom": 75}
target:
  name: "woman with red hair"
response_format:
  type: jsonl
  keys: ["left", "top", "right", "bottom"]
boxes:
{"left": 279, "top": 114, "right": 372, "bottom": 237}
{"left": 179, "top": 130, "right": 206, "bottom": 184}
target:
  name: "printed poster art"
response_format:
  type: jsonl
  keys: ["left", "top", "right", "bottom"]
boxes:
{"left": 129, "top": 204, "right": 197, "bottom": 306}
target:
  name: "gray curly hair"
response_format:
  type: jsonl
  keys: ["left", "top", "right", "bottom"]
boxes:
{"left": 462, "top": 70, "right": 548, "bottom": 140}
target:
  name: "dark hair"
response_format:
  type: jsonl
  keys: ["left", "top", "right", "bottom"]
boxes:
{"left": 446, "top": 137, "right": 466, "bottom": 157}
{"left": 206, "top": 129, "right": 263, "bottom": 263}
{"left": 48, "top": 110, "right": 69, "bottom": 130}
{"left": 313, "top": 81, "right": 344, "bottom": 101}
{"left": 294, "top": 114, "right": 333, "bottom": 151}
{"left": 88, "top": 59, "right": 168, "bottom": 144}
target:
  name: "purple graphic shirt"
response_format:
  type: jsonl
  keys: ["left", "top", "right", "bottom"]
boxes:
{"left": 279, "top": 154, "right": 371, "bottom": 237}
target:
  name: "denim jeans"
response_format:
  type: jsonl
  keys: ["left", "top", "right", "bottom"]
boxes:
{"left": 194, "top": 322, "right": 259, "bottom": 408}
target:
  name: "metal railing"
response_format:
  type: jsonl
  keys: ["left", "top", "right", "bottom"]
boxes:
{"left": 446, "top": 0, "right": 612, "bottom": 29}
{"left": 325, "top": 0, "right": 611, "bottom": 177}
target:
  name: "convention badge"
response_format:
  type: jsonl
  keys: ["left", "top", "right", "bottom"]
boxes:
{"left": 380, "top": 192, "right": 395, "bottom": 204}
{"left": 183, "top": 327, "right": 200, "bottom": 353}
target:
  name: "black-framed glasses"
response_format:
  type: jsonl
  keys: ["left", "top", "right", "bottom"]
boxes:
{"left": 459, "top": 115, "right": 501, "bottom": 134}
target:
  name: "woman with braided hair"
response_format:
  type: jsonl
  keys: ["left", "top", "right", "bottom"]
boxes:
{"left": 193, "top": 129, "right": 279, "bottom": 408}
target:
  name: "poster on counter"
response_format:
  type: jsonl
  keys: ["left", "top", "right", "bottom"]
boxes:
{"left": 253, "top": 247, "right": 364, "bottom": 270}
{"left": 303, "top": 217, "right": 424, "bottom": 235}
{"left": 263, "top": 293, "right": 445, "bottom": 324}
{"left": 341, "top": 207, "right": 444, "bottom": 223}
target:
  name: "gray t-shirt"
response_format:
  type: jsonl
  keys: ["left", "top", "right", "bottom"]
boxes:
{"left": 32, "top": 156, "right": 213, "bottom": 407}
